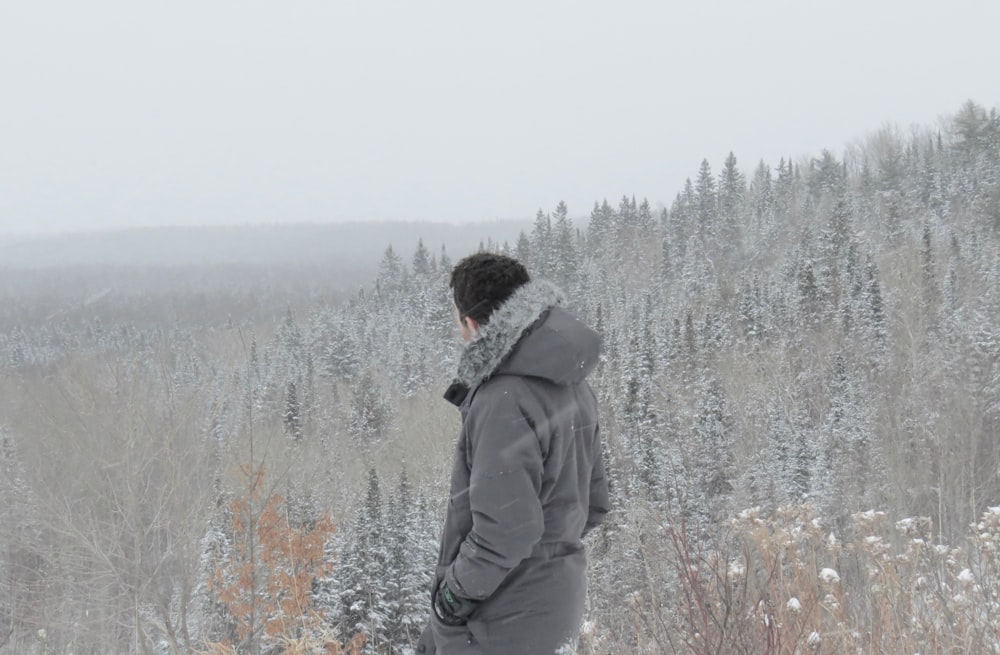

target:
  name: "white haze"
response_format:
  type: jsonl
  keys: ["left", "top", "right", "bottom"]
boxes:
{"left": 1, "top": 0, "right": 998, "bottom": 236}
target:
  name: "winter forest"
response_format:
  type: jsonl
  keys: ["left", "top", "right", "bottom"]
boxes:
{"left": 1, "top": 100, "right": 999, "bottom": 654}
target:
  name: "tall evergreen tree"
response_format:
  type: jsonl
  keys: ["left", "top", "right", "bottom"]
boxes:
{"left": 587, "top": 199, "right": 616, "bottom": 256}
{"left": 813, "top": 353, "right": 882, "bottom": 531}
{"left": 809, "top": 149, "right": 846, "bottom": 198}
{"left": 439, "top": 244, "right": 452, "bottom": 276}
{"left": 529, "top": 208, "right": 553, "bottom": 277}
{"left": 695, "top": 159, "right": 718, "bottom": 244}
{"left": 338, "top": 467, "right": 391, "bottom": 653}
{"left": 411, "top": 239, "right": 432, "bottom": 279}
{"left": 283, "top": 380, "right": 302, "bottom": 440}
{"left": 551, "top": 200, "right": 577, "bottom": 289}
{"left": 377, "top": 245, "right": 406, "bottom": 294}
{"left": 348, "top": 370, "right": 392, "bottom": 443}
{"left": 719, "top": 152, "right": 746, "bottom": 245}
{"left": 383, "top": 469, "right": 434, "bottom": 653}
{"left": 689, "top": 376, "right": 736, "bottom": 525}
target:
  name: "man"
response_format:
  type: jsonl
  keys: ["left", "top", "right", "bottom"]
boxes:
{"left": 416, "top": 253, "right": 610, "bottom": 654}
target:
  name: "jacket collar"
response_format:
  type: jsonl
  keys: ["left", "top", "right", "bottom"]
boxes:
{"left": 444, "top": 279, "right": 564, "bottom": 406}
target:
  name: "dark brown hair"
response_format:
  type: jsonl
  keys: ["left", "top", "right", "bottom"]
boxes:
{"left": 449, "top": 253, "right": 530, "bottom": 324}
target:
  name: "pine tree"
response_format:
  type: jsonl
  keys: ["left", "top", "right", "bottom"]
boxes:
{"left": 636, "top": 197, "right": 655, "bottom": 234}
{"left": 952, "top": 100, "right": 990, "bottom": 156}
{"left": 921, "top": 223, "right": 941, "bottom": 317}
{"left": 321, "top": 321, "right": 361, "bottom": 382}
{"left": 439, "top": 244, "right": 452, "bottom": 277}
{"left": 809, "top": 149, "right": 846, "bottom": 199}
{"left": 863, "top": 256, "right": 888, "bottom": 351}
{"left": 719, "top": 152, "right": 745, "bottom": 245}
{"left": 383, "top": 468, "right": 433, "bottom": 653}
{"left": 377, "top": 245, "right": 406, "bottom": 294}
{"left": 617, "top": 194, "right": 637, "bottom": 234}
{"left": 411, "top": 239, "right": 432, "bottom": 279}
{"left": 587, "top": 199, "right": 616, "bottom": 256}
{"left": 283, "top": 380, "right": 303, "bottom": 440}
{"left": 192, "top": 507, "right": 237, "bottom": 646}
{"left": 797, "top": 259, "right": 822, "bottom": 329}
{"left": 749, "top": 159, "right": 775, "bottom": 233}
{"left": 813, "top": 353, "right": 882, "bottom": 532}
{"left": 348, "top": 370, "right": 393, "bottom": 443}
{"left": 552, "top": 200, "right": 577, "bottom": 289}
{"left": 693, "top": 159, "right": 718, "bottom": 250}
{"left": 338, "top": 467, "right": 391, "bottom": 654}
{"left": 775, "top": 156, "right": 795, "bottom": 217}
{"left": 515, "top": 230, "right": 531, "bottom": 264}
{"left": 530, "top": 208, "right": 554, "bottom": 278}
{"left": 690, "top": 376, "right": 736, "bottom": 525}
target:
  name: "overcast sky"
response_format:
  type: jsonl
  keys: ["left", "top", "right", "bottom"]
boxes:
{"left": 1, "top": 0, "right": 997, "bottom": 237}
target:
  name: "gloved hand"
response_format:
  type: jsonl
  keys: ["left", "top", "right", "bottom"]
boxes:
{"left": 433, "top": 580, "right": 478, "bottom": 626}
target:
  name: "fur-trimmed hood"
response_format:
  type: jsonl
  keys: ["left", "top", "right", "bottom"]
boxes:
{"left": 446, "top": 279, "right": 601, "bottom": 405}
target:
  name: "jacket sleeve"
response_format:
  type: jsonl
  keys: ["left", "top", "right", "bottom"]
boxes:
{"left": 583, "top": 425, "right": 610, "bottom": 538}
{"left": 445, "top": 386, "right": 544, "bottom": 601}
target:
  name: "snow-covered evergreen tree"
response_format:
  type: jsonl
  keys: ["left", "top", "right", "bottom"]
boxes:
{"left": 338, "top": 467, "right": 392, "bottom": 654}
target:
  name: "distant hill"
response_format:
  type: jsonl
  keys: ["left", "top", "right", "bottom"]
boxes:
{"left": 0, "top": 220, "right": 533, "bottom": 271}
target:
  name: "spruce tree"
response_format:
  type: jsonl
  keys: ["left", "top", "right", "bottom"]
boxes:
{"left": 695, "top": 158, "right": 717, "bottom": 243}
{"left": 411, "top": 239, "right": 432, "bottom": 279}
{"left": 339, "top": 467, "right": 391, "bottom": 653}
{"left": 552, "top": 200, "right": 577, "bottom": 289}
{"left": 348, "top": 370, "right": 392, "bottom": 444}
{"left": 283, "top": 380, "right": 303, "bottom": 440}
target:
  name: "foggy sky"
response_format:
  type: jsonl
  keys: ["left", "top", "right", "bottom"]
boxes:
{"left": 1, "top": 0, "right": 997, "bottom": 237}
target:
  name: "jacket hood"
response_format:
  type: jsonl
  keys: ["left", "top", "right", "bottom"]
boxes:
{"left": 451, "top": 279, "right": 601, "bottom": 394}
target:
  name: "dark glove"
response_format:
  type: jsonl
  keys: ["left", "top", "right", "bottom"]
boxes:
{"left": 433, "top": 580, "right": 478, "bottom": 626}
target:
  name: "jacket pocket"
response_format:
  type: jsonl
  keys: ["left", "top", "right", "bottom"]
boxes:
{"left": 466, "top": 615, "right": 488, "bottom": 646}
{"left": 430, "top": 609, "right": 477, "bottom": 649}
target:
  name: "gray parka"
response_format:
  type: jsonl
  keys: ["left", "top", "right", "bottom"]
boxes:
{"left": 416, "top": 280, "right": 610, "bottom": 655}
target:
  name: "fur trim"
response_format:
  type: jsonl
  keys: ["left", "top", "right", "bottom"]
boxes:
{"left": 455, "top": 279, "right": 565, "bottom": 388}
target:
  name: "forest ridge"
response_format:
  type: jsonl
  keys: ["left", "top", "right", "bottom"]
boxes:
{"left": 0, "top": 221, "right": 531, "bottom": 271}
{"left": 0, "top": 100, "right": 998, "bottom": 654}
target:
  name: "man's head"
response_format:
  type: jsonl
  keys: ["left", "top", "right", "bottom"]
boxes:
{"left": 450, "top": 253, "right": 530, "bottom": 339}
